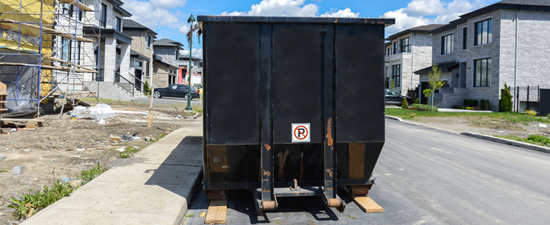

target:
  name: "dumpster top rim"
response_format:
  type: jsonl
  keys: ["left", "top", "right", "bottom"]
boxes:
{"left": 197, "top": 16, "right": 395, "bottom": 26}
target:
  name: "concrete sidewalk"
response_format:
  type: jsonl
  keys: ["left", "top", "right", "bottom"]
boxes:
{"left": 22, "top": 127, "right": 203, "bottom": 225}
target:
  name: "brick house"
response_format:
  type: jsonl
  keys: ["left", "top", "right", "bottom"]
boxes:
{"left": 417, "top": 0, "right": 550, "bottom": 111}
{"left": 152, "top": 38, "right": 183, "bottom": 88}
{"left": 384, "top": 24, "right": 444, "bottom": 98}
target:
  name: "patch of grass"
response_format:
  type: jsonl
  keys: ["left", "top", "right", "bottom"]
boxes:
{"left": 386, "top": 108, "right": 550, "bottom": 125}
{"left": 8, "top": 163, "right": 108, "bottom": 219}
{"left": 346, "top": 215, "right": 358, "bottom": 219}
{"left": 119, "top": 146, "right": 140, "bottom": 158}
{"left": 495, "top": 134, "right": 550, "bottom": 147}
{"left": 78, "top": 163, "right": 108, "bottom": 184}
{"left": 185, "top": 214, "right": 195, "bottom": 218}
{"left": 9, "top": 181, "right": 74, "bottom": 219}
{"left": 0, "top": 169, "right": 8, "bottom": 173}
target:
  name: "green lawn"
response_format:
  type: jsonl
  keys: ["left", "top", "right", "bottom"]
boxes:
{"left": 385, "top": 108, "right": 550, "bottom": 125}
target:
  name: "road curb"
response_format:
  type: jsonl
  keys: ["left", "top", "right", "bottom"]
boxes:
{"left": 386, "top": 115, "right": 550, "bottom": 154}
{"left": 175, "top": 168, "right": 203, "bottom": 225}
{"left": 385, "top": 115, "right": 461, "bottom": 135}
{"left": 461, "top": 132, "right": 550, "bottom": 154}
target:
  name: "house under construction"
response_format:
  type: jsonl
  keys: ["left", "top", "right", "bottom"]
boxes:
{"left": 0, "top": 0, "right": 102, "bottom": 114}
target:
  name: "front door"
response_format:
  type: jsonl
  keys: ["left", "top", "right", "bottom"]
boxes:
{"left": 135, "top": 69, "right": 142, "bottom": 91}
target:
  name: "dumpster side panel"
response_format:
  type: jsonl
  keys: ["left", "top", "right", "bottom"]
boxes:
{"left": 272, "top": 24, "right": 323, "bottom": 144}
{"left": 205, "top": 23, "right": 261, "bottom": 145}
{"left": 335, "top": 25, "right": 385, "bottom": 143}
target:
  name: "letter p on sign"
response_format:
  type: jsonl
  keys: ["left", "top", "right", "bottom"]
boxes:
{"left": 292, "top": 123, "right": 310, "bottom": 143}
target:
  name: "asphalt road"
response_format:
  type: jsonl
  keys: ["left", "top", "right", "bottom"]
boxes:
{"left": 132, "top": 96, "right": 202, "bottom": 106}
{"left": 183, "top": 119, "right": 550, "bottom": 224}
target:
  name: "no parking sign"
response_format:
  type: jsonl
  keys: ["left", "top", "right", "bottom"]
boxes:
{"left": 292, "top": 123, "right": 310, "bottom": 143}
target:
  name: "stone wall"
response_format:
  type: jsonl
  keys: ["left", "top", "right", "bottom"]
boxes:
{"left": 499, "top": 9, "right": 550, "bottom": 106}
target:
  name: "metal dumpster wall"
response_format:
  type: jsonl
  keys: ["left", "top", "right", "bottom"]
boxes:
{"left": 201, "top": 18, "right": 387, "bottom": 190}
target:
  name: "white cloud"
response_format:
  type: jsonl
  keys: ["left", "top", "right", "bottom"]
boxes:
{"left": 382, "top": 0, "right": 488, "bottom": 35}
{"left": 222, "top": 0, "right": 319, "bottom": 17}
{"left": 124, "top": 0, "right": 179, "bottom": 29}
{"left": 180, "top": 49, "right": 203, "bottom": 59}
{"left": 150, "top": 0, "right": 187, "bottom": 9}
{"left": 320, "top": 8, "right": 359, "bottom": 18}
{"left": 179, "top": 24, "right": 189, "bottom": 34}
{"left": 221, "top": 0, "right": 361, "bottom": 18}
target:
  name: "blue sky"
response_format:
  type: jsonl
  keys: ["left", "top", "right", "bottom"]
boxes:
{"left": 123, "top": 0, "right": 500, "bottom": 58}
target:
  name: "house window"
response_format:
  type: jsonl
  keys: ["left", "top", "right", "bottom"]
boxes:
{"left": 145, "top": 61, "right": 150, "bottom": 77}
{"left": 441, "top": 34, "right": 453, "bottom": 55}
{"left": 393, "top": 42, "right": 398, "bottom": 54}
{"left": 475, "top": 18, "right": 492, "bottom": 46}
{"left": 76, "top": 41, "right": 81, "bottom": 65}
{"left": 392, "top": 64, "right": 401, "bottom": 87}
{"left": 78, "top": 0, "right": 83, "bottom": 21}
{"left": 100, "top": 4, "right": 107, "bottom": 28}
{"left": 175, "top": 50, "right": 178, "bottom": 60}
{"left": 474, "top": 58, "right": 491, "bottom": 87}
{"left": 400, "top": 38, "right": 410, "bottom": 53}
{"left": 61, "top": 37, "right": 71, "bottom": 63}
{"left": 115, "top": 17, "right": 122, "bottom": 32}
{"left": 134, "top": 61, "right": 142, "bottom": 67}
{"left": 146, "top": 35, "right": 151, "bottom": 47}
{"left": 463, "top": 27, "right": 467, "bottom": 49}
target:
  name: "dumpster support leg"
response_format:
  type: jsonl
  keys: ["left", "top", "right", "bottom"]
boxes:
{"left": 322, "top": 25, "right": 345, "bottom": 213}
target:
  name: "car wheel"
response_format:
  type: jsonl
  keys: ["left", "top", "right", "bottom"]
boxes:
{"left": 186, "top": 94, "right": 193, "bottom": 101}
{"left": 154, "top": 91, "right": 162, "bottom": 98}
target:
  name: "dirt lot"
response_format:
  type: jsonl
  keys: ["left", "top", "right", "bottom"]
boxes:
{"left": 0, "top": 100, "right": 201, "bottom": 224}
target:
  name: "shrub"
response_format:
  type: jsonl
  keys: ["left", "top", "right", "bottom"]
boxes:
{"left": 409, "top": 104, "right": 438, "bottom": 111}
{"left": 461, "top": 106, "right": 472, "bottom": 110}
{"left": 401, "top": 98, "right": 409, "bottom": 109}
{"left": 414, "top": 98, "right": 419, "bottom": 104}
{"left": 451, "top": 105, "right": 460, "bottom": 109}
{"left": 480, "top": 99, "right": 490, "bottom": 110}
{"left": 143, "top": 81, "right": 150, "bottom": 96}
{"left": 499, "top": 83, "right": 513, "bottom": 112}
{"left": 464, "top": 99, "right": 479, "bottom": 107}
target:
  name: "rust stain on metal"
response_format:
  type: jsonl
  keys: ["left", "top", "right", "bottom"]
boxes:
{"left": 326, "top": 169, "right": 333, "bottom": 177}
{"left": 326, "top": 118, "right": 333, "bottom": 147}
{"left": 263, "top": 170, "right": 271, "bottom": 176}
{"left": 264, "top": 144, "right": 271, "bottom": 151}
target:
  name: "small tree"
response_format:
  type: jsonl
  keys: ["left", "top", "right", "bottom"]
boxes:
{"left": 499, "top": 83, "right": 513, "bottom": 112}
{"left": 428, "top": 65, "right": 445, "bottom": 112}
{"left": 423, "top": 89, "right": 433, "bottom": 105}
{"left": 390, "top": 78, "right": 395, "bottom": 91}
{"left": 401, "top": 97, "right": 409, "bottom": 109}
{"left": 143, "top": 81, "right": 150, "bottom": 96}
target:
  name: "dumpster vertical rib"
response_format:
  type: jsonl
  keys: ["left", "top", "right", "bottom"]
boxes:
{"left": 322, "top": 25, "right": 337, "bottom": 200}
{"left": 202, "top": 23, "right": 210, "bottom": 185}
{"left": 260, "top": 24, "right": 274, "bottom": 203}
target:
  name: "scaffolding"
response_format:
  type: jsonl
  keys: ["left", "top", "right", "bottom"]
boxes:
{"left": 0, "top": 0, "right": 101, "bottom": 115}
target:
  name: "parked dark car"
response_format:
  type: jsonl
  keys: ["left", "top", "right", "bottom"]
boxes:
{"left": 153, "top": 84, "right": 200, "bottom": 100}
{"left": 385, "top": 89, "right": 413, "bottom": 106}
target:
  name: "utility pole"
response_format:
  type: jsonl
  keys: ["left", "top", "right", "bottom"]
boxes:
{"left": 185, "top": 14, "right": 195, "bottom": 111}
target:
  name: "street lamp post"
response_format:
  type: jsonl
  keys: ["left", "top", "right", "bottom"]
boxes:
{"left": 185, "top": 14, "right": 195, "bottom": 111}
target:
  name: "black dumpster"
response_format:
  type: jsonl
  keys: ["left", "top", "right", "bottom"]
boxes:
{"left": 198, "top": 16, "right": 394, "bottom": 213}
